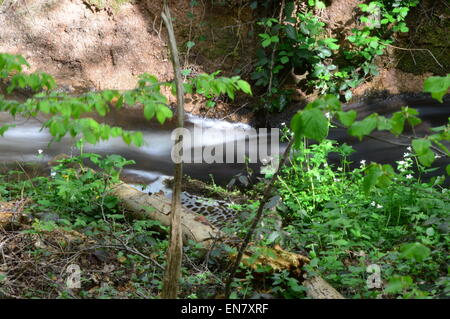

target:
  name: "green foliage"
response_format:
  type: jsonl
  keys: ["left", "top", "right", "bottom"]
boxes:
{"left": 423, "top": 75, "right": 450, "bottom": 103}
{"left": 290, "top": 76, "right": 450, "bottom": 194}
{"left": 0, "top": 53, "right": 252, "bottom": 147}
{"left": 251, "top": 0, "right": 419, "bottom": 111}
{"left": 275, "top": 137, "right": 449, "bottom": 298}
{"left": 1, "top": 154, "right": 131, "bottom": 219}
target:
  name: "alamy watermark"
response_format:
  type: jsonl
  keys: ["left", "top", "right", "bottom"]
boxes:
{"left": 170, "top": 125, "right": 280, "bottom": 173}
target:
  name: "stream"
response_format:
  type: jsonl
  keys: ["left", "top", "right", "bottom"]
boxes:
{"left": 0, "top": 94, "right": 449, "bottom": 192}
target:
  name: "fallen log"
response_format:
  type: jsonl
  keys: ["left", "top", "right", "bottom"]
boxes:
{"left": 109, "top": 182, "right": 222, "bottom": 248}
{"left": 110, "top": 181, "right": 345, "bottom": 299}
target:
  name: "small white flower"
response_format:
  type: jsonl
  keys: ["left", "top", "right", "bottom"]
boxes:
{"left": 337, "top": 167, "right": 343, "bottom": 171}
{"left": 334, "top": 178, "right": 340, "bottom": 182}
{"left": 370, "top": 201, "right": 376, "bottom": 207}
{"left": 360, "top": 160, "right": 366, "bottom": 165}
{"left": 376, "top": 204, "right": 383, "bottom": 209}
{"left": 406, "top": 174, "right": 413, "bottom": 179}
{"left": 407, "top": 146, "right": 412, "bottom": 151}
{"left": 38, "top": 149, "right": 43, "bottom": 154}
{"left": 435, "top": 154, "right": 441, "bottom": 159}
{"left": 398, "top": 160, "right": 406, "bottom": 165}
{"left": 281, "top": 122, "right": 286, "bottom": 126}
{"left": 50, "top": 171, "right": 56, "bottom": 177}
{"left": 325, "top": 112, "right": 331, "bottom": 119}
{"left": 403, "top": 152, "right": 410, "bottom": 158}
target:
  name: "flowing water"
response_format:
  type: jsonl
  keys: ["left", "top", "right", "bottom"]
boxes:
{"left": 0, "top": 94, "right": 449, "bottom": 193}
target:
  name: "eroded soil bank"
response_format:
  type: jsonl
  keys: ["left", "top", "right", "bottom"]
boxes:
{"left": 1, "top": 0, "right": 448, "bottom": 124}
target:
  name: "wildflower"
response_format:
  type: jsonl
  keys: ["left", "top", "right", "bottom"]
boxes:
{"left": 376, "top": 204, "right": 383, "bottom": 209}
{"left": 325, "top": 112, "right": 331, "bottom": 119}
{"left": 406, "top": 174, "right": 413, "bottom": 179}
{"left": 398, "top": 160, "right": 406, "bottom": 165}
{"left": 38, "top": 149, "right": 43, "bottom": 154}
{"left": 50, "top": 171, "right": 56, "bottom": 177}
{"left": 360, "top": 160, "right": 366, "bottom": 168}
{"left": 370, "top": 201, "right": 376, "bottom": 207}
{"left": 403, "top": 152, "right": 410, "bottom": 158}
{"left": 407, "top": 146, "right": 412, "bottom": 151}
{"left": 337, "top": 167, "right": 343, "bottom": 171}
{"left": 281, "top": 122, "right": 286, "bottom": 126}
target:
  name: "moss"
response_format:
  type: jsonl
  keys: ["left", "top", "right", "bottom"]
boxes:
{"left": 396, "top": 3, "right": 450, "bottom": 75}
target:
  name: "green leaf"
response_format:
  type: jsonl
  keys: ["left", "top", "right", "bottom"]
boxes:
{"left": 236, "top": 80, "right": 252, "bottom": 95}
{"left": 399, "top": 242, "right": 431, "bottom": 262}
{"left": 49, "top": 120, "right": 66, "bottom": 137}
{"left": 130, "top": 132, "right": 144, "bottom": 147}
{"left": 0, "top": 124, "right": 14, "bottom": 136}
{"left": 280, "top": 56, "right": 289, "bottom": 64}
{"left": 186, "top": 41, "right": 195, "bottom": 49}
{"left": 83, "top": 128, "right": 98, "bottom": 144}
{"left": 348, "top": 114, "right": 377, "bottom": 140}
{"left": 390, "top": 112, "right": 405, "bottom": 136}
{"left": 412, "top": 138, "right": 431, "bottom": 155}
{"left": 337, "top": 110, "right": 356, "bottom": 127}
{"left": 423, "top": 75, "right": 450, "bottom": 103}
{"left": 155, "top": 106, "right": 173, "bottom": 124}
{"left": 291, "top": 108, "right": 329, "bottom": 142}
{"left": 412, "top": 138, "right": 435, "bottom": 166}
{"left": 363, "top": 164, "right": 382, "bottom": 194}
{"left": 262, "top": 38, "right": 272, "bottom": 48}
{"left": 386, "top": 276, "right": 413, "bottom": 294}
{"left": 446, "top": 164, "right": 450, "bottom": 176}
{"left": 377, "top": 116, "right": 392, "bottom": 131}
{"left": 143, "top": 102, "right": 156, "bottom": 120}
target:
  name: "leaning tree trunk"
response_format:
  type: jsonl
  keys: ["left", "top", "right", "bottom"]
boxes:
{"left": 160, "top": 2, "right": 185, "bottom": 299}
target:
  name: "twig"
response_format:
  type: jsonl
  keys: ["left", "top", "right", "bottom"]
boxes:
{"left": 161, "top": 1, "right": 185, "bottom": 299}
{"left": 224, "top": 138, "right": 294, "bottom": 298}
{"left": 387, "top": 44, "right": 444, "bottom": 69}
{"left": 220, "top": 103, "right": 248, "bottom": 120}
{"left": 267, "top": 0, "right": 285, "bottom": 94}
